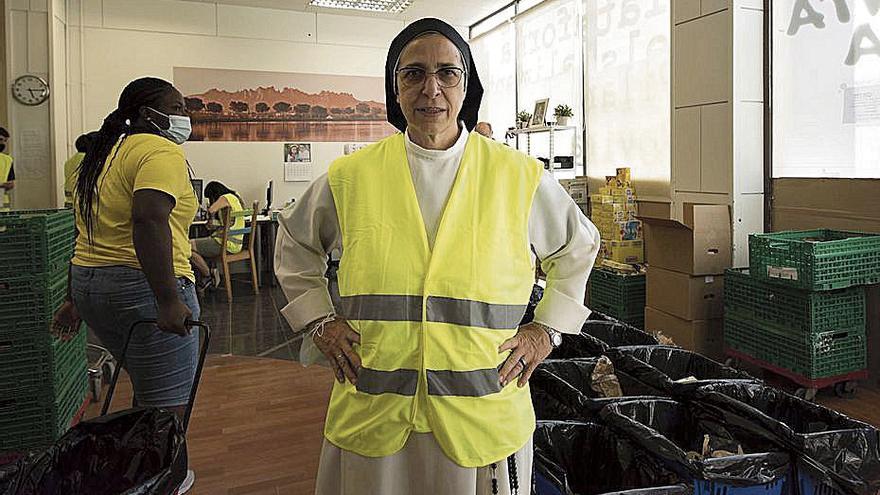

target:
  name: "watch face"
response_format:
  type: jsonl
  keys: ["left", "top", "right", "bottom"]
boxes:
{"left": 12, "top": 75, "right": 50, "bottom": 106}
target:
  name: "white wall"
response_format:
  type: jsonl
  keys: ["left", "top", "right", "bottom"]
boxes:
{"left": 6, "top": 0, "right": 54, "bottom": 209}
{"left": 74, "top": 0, "right": 466, "bottom": 207}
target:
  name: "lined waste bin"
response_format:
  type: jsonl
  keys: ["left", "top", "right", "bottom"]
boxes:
{"left": 600, "top": 399, "right": 794, "bottom": 495}
{"left": 533, "top": 420, "right": 691, "bottom": 495}
{"left": 615, "top": 346, "right": 758, "bottom": 395}
{"left": 550, "top": 320, "right": 660, "bottom": 360}
{"left": 531, "top": 358, "right": 666, "bottom": 420}
{"left": 691, "top": 382, "right": 880, "bottom": 495}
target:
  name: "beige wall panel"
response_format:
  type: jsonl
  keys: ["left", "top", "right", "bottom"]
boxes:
{"left": 673, "top": 0, "right": 701, "bottom": 24}
{"left": 701, "top": 0, "right": 729, "bottom": 15}
{"left": 674, "top": 106, "right": 702, "bottom": 192}
{"left": 700, "top": 102, "right": 732, "bottom": 193}
{"left": 673, "top": 10, "right": 731, "bottom": 107}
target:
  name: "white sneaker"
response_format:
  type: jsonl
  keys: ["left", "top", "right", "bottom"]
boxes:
{"left": 176, "top": 469, "right": 195, "bottom": 495}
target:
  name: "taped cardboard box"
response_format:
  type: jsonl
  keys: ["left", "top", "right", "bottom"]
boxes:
{"left": 601, "top": 240, "right": 644, "bottom": 264}
{"left": 647, "top": 267, "right": 724, "bottom": 320}
{"left": 641, "top": 204, "right": 732, "bottom": 275}
{"left": 644, "top": 306, "right": 723, "bottom": 360}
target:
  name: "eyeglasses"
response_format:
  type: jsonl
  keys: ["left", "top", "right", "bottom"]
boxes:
{"left": 396, "top": 67, "right": 465, "bottom": 88}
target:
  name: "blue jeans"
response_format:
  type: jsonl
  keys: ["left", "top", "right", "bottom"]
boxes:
{"left": 71, "top": 265, "right": 201, "bottom": 408}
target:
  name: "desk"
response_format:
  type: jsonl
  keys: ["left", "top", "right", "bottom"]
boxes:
{"left": 189, "top": 214, "right": 278, "bottom": 288}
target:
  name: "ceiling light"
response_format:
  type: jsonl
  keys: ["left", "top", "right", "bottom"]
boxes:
{"left": 308, "top": 0, "right": 414, "bottom": 14}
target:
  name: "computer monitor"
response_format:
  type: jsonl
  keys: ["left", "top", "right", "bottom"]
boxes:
{"left": 191, "top": 179, "right": 203, "bottom": 204}
{"left": 264, "top": 180, "right": 273, "bottom": 214}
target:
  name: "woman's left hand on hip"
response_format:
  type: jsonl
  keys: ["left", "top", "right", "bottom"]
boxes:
{"left": 498, "top": 323, "right": 552, "bottom": 388}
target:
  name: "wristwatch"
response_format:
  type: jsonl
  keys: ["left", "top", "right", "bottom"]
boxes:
{"left": 536, "top": 322, "right": 563, "bottom": 348}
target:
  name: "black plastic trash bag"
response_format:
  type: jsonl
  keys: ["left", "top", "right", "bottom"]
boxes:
{"left": 532, "top": 368, "right": 587, "bottom": 421}
{"left": 533, "top": 420, "right": 691, "bottom": 495}
{"left": 616, "top": 346, "right": 758, "bottom": 395}
{"left": 600, "top": 399, "right": 792, "bottom": 493}
{"left": 521, "top": 284, "right": 545, "bottom": 325}
{"left": 548, "top": 321, "right": 659, "bottom": 360}
{"left": 532, "top": 359, "right": 666, "bottom": 418}
{"left": 583, "top": 320, "right": 659, "bottom": 348}
{"left": 0, "top": 408, "right": 186, "bottom": 495}
{"left": 692, "top": 382, "right": 880, "bottom": 495}
{"left": 549, "top": 333, "right": 608, "bottom": 360}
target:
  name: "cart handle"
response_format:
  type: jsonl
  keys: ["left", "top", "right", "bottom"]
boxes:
{"left": 101, "top": 319, "right": 212, "bottom": 432}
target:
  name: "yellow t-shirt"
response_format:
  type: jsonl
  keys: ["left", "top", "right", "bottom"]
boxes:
{"left": 211, "top": 193, "right": 245, "bottom": 254}
{"left": 63, "top": 152, "right": 85, "bottom": 204}
{"left": 72, "top": 134, "right": 198, "bottom": 281}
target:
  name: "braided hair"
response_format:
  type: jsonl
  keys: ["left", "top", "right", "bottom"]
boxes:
{"left": 75, "top": 77, "right": 174, "bottom": 239}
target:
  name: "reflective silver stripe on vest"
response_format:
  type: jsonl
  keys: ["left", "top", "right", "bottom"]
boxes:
{"left": 340, "top": 295, "right": 526, "bottom": 329}
{"left": 426, "top": 296, "right": 526, "bottom": 330}
{"left": 356, "top": 368, "right": 418, "bottom": 396}
{"left": 340, "top": 295, "right": 423, "bottom": 322}
{"left": 426, "top": 368, "right": 502, "bottom": 397}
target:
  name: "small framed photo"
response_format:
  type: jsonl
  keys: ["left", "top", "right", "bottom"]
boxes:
{"left": 530, "top": 98, "right": 549, "bottom": 127}
{"left": 284, "top": 143, "right": 312, "bottom": 163}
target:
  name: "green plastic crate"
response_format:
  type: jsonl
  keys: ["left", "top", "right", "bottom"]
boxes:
{"left": 590, "top": 300, "right": 645, "bottom": 329}
{"left": 724, "top": 314, "right": 866, "bottom": 380}
{"left": 589, "top": 269, "right": 646, "bottom": 304}
{"left": 0, "top": 209, "right": 75, "bottom": 274}
{"left": 724, "top": 268, "right": 866, "bottom": 335}
{"left": 0, "top": 326, "right": 87, "bottom": 394}
{"left": 749, "top": 230, "right": 880, "bottom": 291}
{"left": 0, "top": 374, "right": 87, "bottom": 452}
{"left": 0, "top": 328, "right": 87, "bottom": 453}
{"left": 0, "top": 268, "right": 68, "bottom": 321}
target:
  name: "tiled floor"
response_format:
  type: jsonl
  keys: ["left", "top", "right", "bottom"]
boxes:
{"left": 197, "top": 278, "right": 305, "bottom": 361}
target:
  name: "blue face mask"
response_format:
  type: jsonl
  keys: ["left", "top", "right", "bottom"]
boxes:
{"left": 146, "top": 107, "right": 192, "bottom": 145}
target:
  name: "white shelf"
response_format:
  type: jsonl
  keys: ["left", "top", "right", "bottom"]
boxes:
{"left": 510, "top": 125, "right": 577, "bottom": 135}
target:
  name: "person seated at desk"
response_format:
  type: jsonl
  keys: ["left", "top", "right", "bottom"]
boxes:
{"left": 190, "top": 180, "right": 245, "bottom": 289}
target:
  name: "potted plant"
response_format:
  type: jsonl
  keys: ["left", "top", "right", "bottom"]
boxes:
{"left": 554, "top": 104, "right": 573, "bottom": 126}
{"left": 516, "top": 110, "right": 532, "bottom": 129}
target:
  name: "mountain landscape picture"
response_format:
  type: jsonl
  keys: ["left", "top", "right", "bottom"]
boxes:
{"left": 173, "top": 67, "right": 396, "bottom": 142}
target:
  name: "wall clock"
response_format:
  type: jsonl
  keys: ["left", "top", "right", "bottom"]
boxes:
{"left": 12, "top": 75, "right": 50, "bottom": 106}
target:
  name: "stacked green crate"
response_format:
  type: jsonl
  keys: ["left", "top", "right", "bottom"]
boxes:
{"left": 725, "top": 229, "right": 880, "bottom": 384}
{"left": 589, "top": 268, "right": 646, "bottom": 328}
{"left": 0, "top": 209, "right": 86, "bottom": 453}
{"left": 724, "top": 268, "right": 866, "bottom": 380}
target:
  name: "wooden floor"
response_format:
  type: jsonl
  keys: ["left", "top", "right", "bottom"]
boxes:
{"left": 84, "top": 354, "right": 880, "bottom": 495}
{"left": 85, "top": 355, "right": 336, "bottom": 495}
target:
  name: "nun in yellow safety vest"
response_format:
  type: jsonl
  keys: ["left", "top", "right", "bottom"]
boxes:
{"left": 274, "top": 18, "right": 601, "bottom": 495}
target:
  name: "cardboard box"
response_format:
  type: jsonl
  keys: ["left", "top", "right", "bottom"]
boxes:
{"left": 647, "top": 267, "right": 724, "bottom": 320}
{"left": 645, "top": 306, "right": 723, "bottom": 359}
{"left": 601, "top": 240, "right": 644, "bottom": 264}
{"left": 642, "top": 204, "right": 731, "bottom": 275}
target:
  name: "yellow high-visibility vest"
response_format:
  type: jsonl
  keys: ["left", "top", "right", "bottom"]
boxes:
{"left": 0, "top": 153, "right": 12, "bottom": 210}
{"left": 325, "top": 132, "right": 542, "bottom": 467}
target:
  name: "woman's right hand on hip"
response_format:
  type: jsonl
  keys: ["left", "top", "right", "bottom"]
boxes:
{"left": 157, "top": 298, "right": 192, "bottom": 336}
{"left": 312, "top": 318, "right": 361, "bottom": 385}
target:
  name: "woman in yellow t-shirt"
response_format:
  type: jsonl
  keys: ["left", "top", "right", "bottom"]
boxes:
{"left": 52, "top": 77, "right": 199, "bottom": 494}
{"left": 190, "top": 181, "right": 245, "bottom": 289}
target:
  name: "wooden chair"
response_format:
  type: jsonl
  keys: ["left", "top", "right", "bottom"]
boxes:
{"left": 213, "top": 200, "right": 260, "bottom": 301}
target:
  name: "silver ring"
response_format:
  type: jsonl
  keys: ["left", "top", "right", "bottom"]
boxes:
{"left": 518, "top": 357, "right": 528, "bottom": 368}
